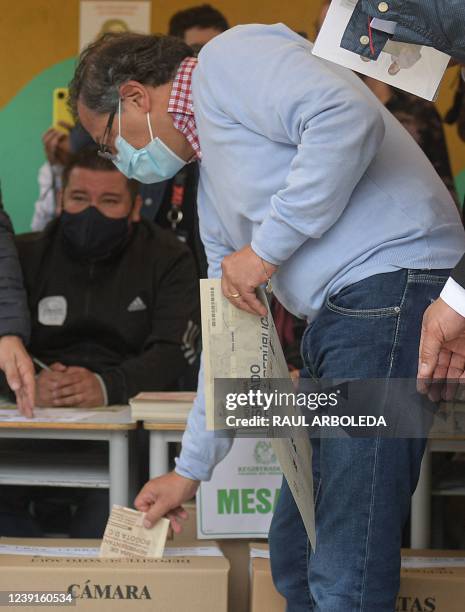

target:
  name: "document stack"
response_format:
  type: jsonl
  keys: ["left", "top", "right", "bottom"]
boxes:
{"left": 130, "top": 391, "right": 196, "bottom": 423}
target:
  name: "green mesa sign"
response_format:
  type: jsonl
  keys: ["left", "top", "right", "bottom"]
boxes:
{"left": 217, "top": 488, "right": 280, "bottom": 515}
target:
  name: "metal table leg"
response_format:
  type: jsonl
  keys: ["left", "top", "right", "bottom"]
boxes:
{"left": 109, "top": 431, "right": 129, "bottom": 509}
{"left": 149, "top": 431, "right": 169, "bottom": 478}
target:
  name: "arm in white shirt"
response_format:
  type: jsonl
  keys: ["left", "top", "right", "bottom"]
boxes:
{"left": 440, "top": 277, "right": 465, "bottom": 318}
{"left": 175, "top": 356, "right": 234, "bottom": 481}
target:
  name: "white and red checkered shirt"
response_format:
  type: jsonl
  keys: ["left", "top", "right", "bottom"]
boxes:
{"left": 168, "top": 57, "right": 201, "bottom": 160}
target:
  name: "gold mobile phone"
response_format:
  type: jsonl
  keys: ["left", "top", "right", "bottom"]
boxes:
{"left": 52, "top": 88, "right": 75, "bottom": 133}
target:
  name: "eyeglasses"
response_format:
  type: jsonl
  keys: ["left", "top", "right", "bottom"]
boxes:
{"left": 97, "top": 109, "right": 117, "bottom": 161}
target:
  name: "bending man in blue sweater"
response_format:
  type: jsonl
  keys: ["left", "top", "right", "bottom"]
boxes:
{"left": 69, "top": 25, "right": 465, "bottom": 611}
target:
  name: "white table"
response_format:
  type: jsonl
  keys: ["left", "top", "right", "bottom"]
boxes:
{"left": 0, "top": 407, "right": 136, "bottom": 510}
{"left": 144, "top": 422, "right": 185, "bottom": 478}
{"left": 411, "top": 436, "right": 465, "bottom": 548}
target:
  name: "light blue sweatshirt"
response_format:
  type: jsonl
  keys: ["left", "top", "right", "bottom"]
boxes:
{"left": 175, "top": 24, "right": 465, "bottom": 481}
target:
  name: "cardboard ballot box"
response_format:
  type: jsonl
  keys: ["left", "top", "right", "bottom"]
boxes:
{"left": 0, "top": 538, "right": 229, "bottom": 612}
{"left": 249, "top": 544, "right": 465, "bottom": 612}
{"left": 221, "top": 539, "right": 259, "bottom": 612}
{"left": 399, "top": 549, "right": 465, "bottom": 612}
{"left": 171, "top": 501, "right": 198, "bottom": 543}
{"left": 249, "top": 543, "right": 285, "bottom": 612}
{"left": 172, "top": 502, "right": 257, "bottom": 612}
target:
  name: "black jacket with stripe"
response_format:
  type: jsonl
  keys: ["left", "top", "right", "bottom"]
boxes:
{"left": 15, "top": 218, "right": 200, "bottom": 404}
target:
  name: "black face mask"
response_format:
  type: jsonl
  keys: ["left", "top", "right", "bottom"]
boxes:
{"left": 61, "top": 206, "right": 131, "bottom": 260}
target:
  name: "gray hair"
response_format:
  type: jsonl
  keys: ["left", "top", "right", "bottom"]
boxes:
{"left": 69, "top": 33, "right": 193, "bottom": 117}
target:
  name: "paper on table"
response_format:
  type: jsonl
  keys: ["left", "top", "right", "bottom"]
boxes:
{"left": 0, "top": 544, "right": 100, "bottom": 558}
{"left": 99, "top": 505, "right": 169, "bottom": 559}
{"left": 0, "top": 407, "right": 130, "bottom": 424}
{"left": 200, "top": 279, "right": 316, "bottom": 550}
{"left": 312, "top": 0, "right": 450, "bottom": 101}
{"left": 0, "top": 408, "right": 91, "bottom": 423}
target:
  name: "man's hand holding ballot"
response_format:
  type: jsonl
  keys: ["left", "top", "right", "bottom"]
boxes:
{"left": 135, "top": 471, "right": 198, "bottom": 533}
{"left": 221, "top": 245, "right": 277, "bottom": 316}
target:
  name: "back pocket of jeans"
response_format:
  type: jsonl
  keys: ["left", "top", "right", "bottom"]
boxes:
{"left": 325, "top": 295, "right": 401, "bottom": 318}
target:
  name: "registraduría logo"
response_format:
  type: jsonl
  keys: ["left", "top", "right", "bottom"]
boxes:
{"left": 253, "top": 441, "right": 277, "bottom": 466}
{"left": 236, "top": 441, "right": 282, "bottom": 477}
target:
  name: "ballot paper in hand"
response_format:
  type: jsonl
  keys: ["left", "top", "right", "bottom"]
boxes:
{"left": 200, "top": 279, "right": 316, "bottom": 549}
{"left": 312, "top": 0, "right": 450, "bottom": 101}
{"left": 99, "top": 505, "right": 169, "bottom": 559}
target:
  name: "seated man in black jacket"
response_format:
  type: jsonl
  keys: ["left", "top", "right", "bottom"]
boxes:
{"left": 17, "top": 148, "right": 200, "bottom": 406}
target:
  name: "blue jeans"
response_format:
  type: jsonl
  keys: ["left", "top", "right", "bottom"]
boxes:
{"left": 269, "top": 269, "right": 450, "bottom": 612}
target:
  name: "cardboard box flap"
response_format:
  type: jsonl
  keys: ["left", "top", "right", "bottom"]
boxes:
{"left": 401, "top": 548, "right": 465, "bottom": 574}
{"left": 249, "top": 542, "right": 271, "bottom": 569}
{"left": 249, "top": 543, "right": 270, "bottom": 560}
{"left": 1, "top": 537, "right": 99, "bottom": 548}
{"left": 0, "top": 538, "right": 228, "bottom": 571}
{"left": 248, "top": 542, "right": 285, "bottom": 612}
{"left": 402, "top": 549, "right": 465, "bottom": 559}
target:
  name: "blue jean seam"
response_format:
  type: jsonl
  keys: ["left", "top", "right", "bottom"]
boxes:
{"left": 407, "top": 277, "right": 450, "bottom": 285}
{"left": 301, "top": 324, "right": 318, "bottom": 381}
{"left": 359, "top": 277, "right": 409, "bottom": 610}
{"left": 306, "top": 478, "right": 321, "bottom": 612}
{"left": 388, "top": 275, "right": 410, "bottom": 372}
{"left": 313, "top": 477, "right": 322, "bottom": 509}
{"left": 359, "top": 436, "right": 381, "bottom": 612}
{"left": 303, "top": 536, "right": 311, "bottom": 604}
{"left": 406, "top": 269, "right": 449, "bottom": 283}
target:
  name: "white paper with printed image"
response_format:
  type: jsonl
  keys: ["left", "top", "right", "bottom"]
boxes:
{"left": 79, "top": 1, "right": 151, "bottom": 51}
{"left": 312, "top": 0, "right": 450, "bottom": 101}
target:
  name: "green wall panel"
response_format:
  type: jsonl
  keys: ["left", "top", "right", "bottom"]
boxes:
{"left": 0, "top": 58, "right": 76, "bottom": 233}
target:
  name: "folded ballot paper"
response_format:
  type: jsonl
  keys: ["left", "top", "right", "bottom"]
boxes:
{"left": 200, "top": 279, "right": 316, "bottom": 549}
{"left": 312, "top": 0, "right": 450, "bottom": 101}
{"left": 99, "top": 505, "right": 170, "bottom": 559}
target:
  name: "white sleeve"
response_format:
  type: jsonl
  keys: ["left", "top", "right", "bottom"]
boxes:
{"left": 440, "top": 277, "right": 465, "bottom": 318}
{"left": 175, "top": 355, "right": 233, "bottom": 481}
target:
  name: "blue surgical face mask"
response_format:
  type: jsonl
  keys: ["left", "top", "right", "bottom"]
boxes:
{"left": 113, "top": 99, "right": 187, "bottom": 184}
